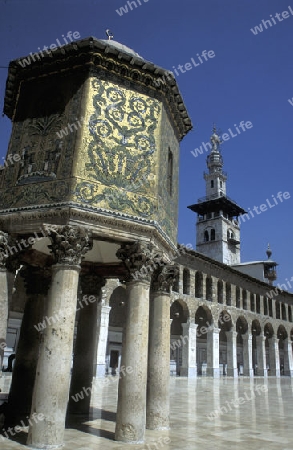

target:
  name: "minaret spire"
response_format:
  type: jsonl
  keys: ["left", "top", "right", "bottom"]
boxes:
{"left": 264, "top": 243, "right": 277, "bottom": 285}
{"left": 188, "top": 124, "right": 246, "bottom": 265}
{"left": 205, "top": 125, "right": 226, "bottom": 198}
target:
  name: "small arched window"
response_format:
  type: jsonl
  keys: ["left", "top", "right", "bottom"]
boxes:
{"left": 204, "top": 230, "right": 209, "bottom": 242}
{"left": 211, "top": 229, "right": 215, "bottom": 241}
{"left": 211, "top": 180, "right": 214, "bottom": 188}
{"left": 227, "top": 229, "right": 234, "bottom": 240}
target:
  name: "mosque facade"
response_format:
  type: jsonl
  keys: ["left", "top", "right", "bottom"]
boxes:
{"left": 0, "top": 35, "right": 292, "bottom": 449}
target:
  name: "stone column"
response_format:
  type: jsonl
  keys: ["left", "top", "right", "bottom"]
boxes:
{"left": 259, "top": 296, "right": 264, "bottom": 315}
{"left": 283, "top": 338, "right": 293, "bottom": 377}
{"left": 27, "top": 225, "right": 92, "bottom": 449}
{"left": 95, "top": 304, "right": 111, "bottom": 377}
{"left": 147, "top": 264, "right": 177, "bottom": 430}
{"left": 180, "top": 321, "right": 198, "bottom": 378}
{"left": 268, "top": 336, "right": 280, "bottom": 377}
{"left": 226, "top": 329, "right": 238, "bottom": 377}
{"left": 6, "top": 267, "right": 51, "bottom": 425}
{"left": 206, "top": 327, "right": 220, "bottom": 377}
{"left": 115, "top": 242, "right": 155, "bottom": 443}
{"left": 202, "top": 274, "right": 207, "bottom": 300}
{"left": 242, "top": 332, "right": 254, "bottom": 377}
{"left": 256, "top": 333, "right": 267, "bottom": 377}
{"left": 222, "top": 282, "right": 226, "bottom": 306}
{"left": 68, "top": 273, "right": 105, "bottom": 415}
{"left": 0, "top": 231, "right": 10, "bottom": 373}
{"left": 231, "top": 284, "right": 237, "bottom": 308}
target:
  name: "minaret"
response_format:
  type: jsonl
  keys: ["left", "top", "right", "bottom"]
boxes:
{"left": 188, "top": 127, "right": 246, "bottom": 265}
{"left": 264, "top": 244, "right": 277, "bottom": 285}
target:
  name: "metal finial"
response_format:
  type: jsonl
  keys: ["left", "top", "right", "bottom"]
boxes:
{"left": 266, "top": 243, "right": 272, "bottom": 259}
{"left": 106, "top": 29, "right": 114, "bottom": 40}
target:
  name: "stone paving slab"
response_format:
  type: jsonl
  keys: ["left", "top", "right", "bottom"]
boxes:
{"left": 1, "top": 377, "right": 293, "bottom": 449}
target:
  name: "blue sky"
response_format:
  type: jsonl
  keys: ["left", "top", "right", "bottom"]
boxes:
{"left": 0, "top": 0, "right": 292, "bottom": 287}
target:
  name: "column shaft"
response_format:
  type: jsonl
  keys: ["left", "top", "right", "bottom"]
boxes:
{"left": 68, "top": 295, "right": 99, "bottom": 414}
{"left": 146, "top": 290, "right": 170, "bottom": 429}
{"left": 180, "top": 322, "right": 197, "bottom": 377}
{"left": 283, "top": 339, "right": 293, "bottom": 377}
{"left": 268, "top": 337, "right": 280, "bottom": 377}
{"left": 256, "top": 333, "right": 267, "bottom": 377}
{"left": 206, "top": 327, "right": 220, "bottom": 377}
{"left": 0, "top": 269, "right": 8, "bottom": 371}
{"left": 95, "top": 305, "right": 111, "bottom": 377}
{"left": 242, "top": 333, "right": 254, "bottom": 377}
{"left": 115, "top": 279, "right": 150, "bottom": 442}
{"left": 226, "top": 330, "right": 238, "bottom": 377}
{"left": 27, "top": 265, "right": 80, "bottom": 448}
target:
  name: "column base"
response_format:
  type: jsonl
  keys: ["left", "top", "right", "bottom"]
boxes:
{"left": 206, "top": 368, "right": 220, "bottom": 378}
{"left": 95, "top": 364, "right": 106, "bottom": 378}
{"left": 243, "top": 369, "right": 254, "bottom": 377}
{"left": 226, "top": 368, "right": 238, "bottom": 377}
{"left": 180, "top": 367, "right": 197, "bottom": 378}
{"left": 256, "top": 368, "right": 268, "bottom": 377}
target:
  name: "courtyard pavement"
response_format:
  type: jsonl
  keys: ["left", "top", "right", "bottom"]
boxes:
{"left": 1, "top": 375, "right": 293, "bottom": 450}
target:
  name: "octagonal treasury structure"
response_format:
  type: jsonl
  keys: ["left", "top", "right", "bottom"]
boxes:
{"left": 2, "top": 36, "right": 192, "bottom": 260}
{"left": 0, "top": 36, "right": 192, "bottom": 448}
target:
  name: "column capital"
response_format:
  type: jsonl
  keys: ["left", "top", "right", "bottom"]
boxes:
{"left": 0, "top": 230, "right": 10, "bottom": 270}
{"left": 226, "top": 329, "right": 238, "bottom": 339}
{"left": 268, "top": 335, "right": 279, "bottom": 344}
{"left": 116, "top": 241, "right": 160, "bottom": 282}
{"left": 80, "top": 273, "right": 106, "bottom": 296}
{"left": 209, "top": 326, "right": 220, "bottom": 334}
{"left": 151, "top": 264, "right": 179, "bottom": 294}
{"left": 182, "top": 321, "right": 198, "bottom": 331}
{"left": 47, "top": 225, "right": 92, "bottom": 266}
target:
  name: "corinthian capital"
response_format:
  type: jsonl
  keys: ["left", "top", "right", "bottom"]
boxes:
{"left": 0, "top": 231, "right": 10, "bottom": 269}
{"left": 152, "top": 264, "right": 179, "bottom": 294}
{"left": 116, "top": 241, "right": 161, "bottom": 282}
{"left": 48, "top": 225, "right": 92, "bottom": 266}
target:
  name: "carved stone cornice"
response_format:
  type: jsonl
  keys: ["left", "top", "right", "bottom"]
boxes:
{"left": 80, "top": 273, "right": 106, "bottom": 296}
{"left": 47, "top": 225, "right": 92, "bottom": 266}
{"left": 5, "top": 38, "right": 192, "bottom": 140}
{"left": 0, "top": 207, "right": 177, "bottom": 256}
{"left": 116, "top": 241, "right": 160, "bottom": 282}
{"left": 151, "top": 264, "right": 179, "bottom": 294}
